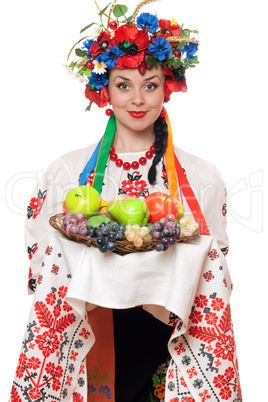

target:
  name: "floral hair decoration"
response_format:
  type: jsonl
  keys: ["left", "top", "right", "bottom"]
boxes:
{"left": 68, "top": 0, "right": 199, "bottom": 111}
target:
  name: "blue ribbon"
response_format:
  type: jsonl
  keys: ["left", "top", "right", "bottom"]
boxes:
{"left": 79, "top": 136, "right": 103, "bottom": 186}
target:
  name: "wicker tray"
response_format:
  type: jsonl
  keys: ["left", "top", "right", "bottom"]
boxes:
{"left": 49, "top": 213, "right": 200, "bottom": 256}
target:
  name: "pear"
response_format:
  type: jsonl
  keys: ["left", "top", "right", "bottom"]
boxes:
{"left": 106, "top": 198, "right": 150, "bottom": 226}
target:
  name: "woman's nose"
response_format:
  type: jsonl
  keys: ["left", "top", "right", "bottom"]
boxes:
{"left": 131, "top": 89, "right": 145, "bottom": 106}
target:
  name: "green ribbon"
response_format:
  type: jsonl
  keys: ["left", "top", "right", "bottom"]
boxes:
{"left": 92, "top": 113, "right": 117, "bottom": 194}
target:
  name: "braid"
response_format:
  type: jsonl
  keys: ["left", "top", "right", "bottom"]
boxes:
{"left": 148, "top": 116, "right": 168, "bottom": 185}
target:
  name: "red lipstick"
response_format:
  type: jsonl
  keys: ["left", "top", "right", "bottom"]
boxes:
{"left": 128, "top": 111, "right": 147, "bottom": 119}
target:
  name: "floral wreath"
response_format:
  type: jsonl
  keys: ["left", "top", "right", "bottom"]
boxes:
{"left": 67, "top": 0, "right": 199, "bottom": 110}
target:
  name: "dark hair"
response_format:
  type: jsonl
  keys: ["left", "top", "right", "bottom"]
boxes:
{"left": 148, "top": 116, "right": 168, "bottom": 185}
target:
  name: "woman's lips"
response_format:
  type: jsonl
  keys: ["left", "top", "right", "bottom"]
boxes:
{"left": 128, "top": 111, "right": 148, "bottom": 119}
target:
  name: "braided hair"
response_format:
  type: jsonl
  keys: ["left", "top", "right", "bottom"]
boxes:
{"left": 148, "top": 116, "right": 168, "bottom": 185}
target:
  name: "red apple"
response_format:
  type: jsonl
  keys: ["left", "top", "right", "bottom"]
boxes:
{"left": 145, "top": 192, "right": 179, "bottom": 223}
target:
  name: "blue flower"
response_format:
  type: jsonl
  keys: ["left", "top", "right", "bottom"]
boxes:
{"left": 148, "top": 37, "right": 172, "bottom": 61}
{"left": 88, "top": 72, "right": 109, "bottom": 90}
{"left": 99, "top": 46, "right": 124, "bottom": 68}
{"left": 82, "top": 39, "right": 94, "bottom": 57}
{"left": 98, "top": 385, "right": 111, "bottom": 399}
{"left": 180, "top": 42, "right": 199, "bottom": 60}
{"left": 137, "top": 12, "right": 159, "bottom": 33}
{"left": 88, "top": 384, "right": 96, "bottom": 393}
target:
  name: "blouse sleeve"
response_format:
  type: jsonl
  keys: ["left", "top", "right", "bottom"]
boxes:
{"left": 25, "top": 157, "right": 72, "bottom": 294}
{"left": 174, "top": 146, "right": 229, "bottom": 255}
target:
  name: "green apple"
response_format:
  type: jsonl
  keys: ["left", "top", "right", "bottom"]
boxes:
{"left": 106, "top": 198, "right": 150, "bottom": 226}
{"left": 65, "top": 186, "right": 101, "bottom": 218}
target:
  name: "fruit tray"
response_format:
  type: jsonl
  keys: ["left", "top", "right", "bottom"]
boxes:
{"left": 49, "top": 213, "right": 200, "bottom": 256}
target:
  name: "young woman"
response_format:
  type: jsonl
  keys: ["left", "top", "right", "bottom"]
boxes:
{"left": 9, "top": 2, "right": 242, "bottom": 401}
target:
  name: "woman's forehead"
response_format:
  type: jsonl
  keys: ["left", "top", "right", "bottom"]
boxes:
{"left": 109, "top": 66, "right": 164, "bottom": 81}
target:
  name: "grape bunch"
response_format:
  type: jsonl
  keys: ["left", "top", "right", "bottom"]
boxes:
{"left": 151, "top": 214, "right": 181, "bottom": 252}
{"left": 94, "top": 222, "right": 126, "bottom": 253}
{"left": 179, "top": 216, "right": 199, "bottom": 236}
{"left": 63, "top": 212, "right": 89, "bottom": 236}
{"left": 125, "top": 224, "right": 152, "bottom": 248}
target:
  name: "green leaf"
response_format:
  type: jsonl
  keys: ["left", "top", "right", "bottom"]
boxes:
{"left": 85, "top": 102, "right": 93, "bottom": 112}
{"left": 146, "top": 56, "right": 159, "bottom": 68}
{"left": 99, "top": 2, "right": 112, "bottom": 16}
{"left": 122, "top": 14, "right": 134, "bottom": 23}
{"left": 184, "top": 56, "right": 199, "bottom": 69}
{"left": 75, "top": 48, "right": 87, "bottom": 57}
{"left": 80, "top": 22, "right": 96, "bottom": 34}
{"left": 87, "top": 214, "right": 111, "bottom": 228}
{"left": 69, "top": 61, "right": 76, "bottom": 70}
{"left": 152, "top": 373, "right": 160, "bottom": 388}
{"left": 84, "top": 69, "right": 92, "bottom": 77}
{"left": 113, "top": 4, "right": 128, "bottom": 18}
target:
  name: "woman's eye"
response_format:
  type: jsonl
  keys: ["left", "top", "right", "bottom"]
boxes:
{"left": 118, "top": 83, "right": 130, "bottom": 90}
{"left": 145, "top": 83, "right": 158, "bottom": 90}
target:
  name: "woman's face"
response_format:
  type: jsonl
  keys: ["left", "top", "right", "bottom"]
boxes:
{"left": 108, "top": 67, "right": 165, "bottom": 134}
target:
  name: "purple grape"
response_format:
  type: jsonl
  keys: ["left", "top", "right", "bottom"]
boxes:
{"left": 154, "top": 243, "right": 164, "bottom": 252}
{"left": 161, "top": 237, "right": 170, "bottom": 247}
{"left": 152, "top": 230, "right": 161, "bottom": 240}
{"left": 154, "top": 221, "right": 164, "bottom": 231}
{"left": 162, "top": 227, "right": 171, "bottom": 237}
{"left": 69, "top": 225, "right": 78, "bottom": 234}
{"left": 160, "top": 218, "right": 167, "bottom": 226}
{"left": 75, "top": 212, "right": 84, "bottom": 221}
{"left": 166, "top": 221, "right": 176, "bottom": 230}
{"left": 169, "top": 237, "right": 176, "bottom": 245}
{"left": 78, "top": 227, "right": 88, "bottom": 236}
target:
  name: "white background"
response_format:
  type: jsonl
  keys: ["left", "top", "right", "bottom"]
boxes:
{"left": 1, "top": 0, "right": 267, "bottom": 399}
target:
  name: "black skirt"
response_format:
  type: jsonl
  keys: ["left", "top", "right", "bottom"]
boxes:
{"left": 113, "top": 307, "right": 174, "bottom": 402}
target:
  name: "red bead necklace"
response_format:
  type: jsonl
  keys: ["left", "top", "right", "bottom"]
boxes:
{"left": 109, "top": 142, "right": 155, "bottom": 171}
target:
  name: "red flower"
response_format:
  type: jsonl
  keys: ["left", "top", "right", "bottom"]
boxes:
{"left": 205, "top": 312, "right": 218, "bottom": 325}
{"left": 29, "top": 197, "right": 44, "bottom": 219}
{"left": 63, "top": 300, "right": 73, "bottom": 312}
{"left": 54, "top": 365, "right": 64, "bottom": 378}
{"left": 114, "top": 25, "right": 149, "bottom": 68}
{"left": 53, "top": 304, "right": 62, "bottom": 318}
{"left": 29, "top": 387, "right": 42, "bottom": 400}
{"left": 213, "top": 374, "right": 226, "bottom": 389}
{"left": 35, "top": 328, "right": 60, "bottom": 357}
{"left": 214, "top": 334, "right": 235, "bottom": 361}
{"left": 133, "top": 180, "right": 147, "bottom": 192}
{"left": 164, "top": 78, "right": 187, "bottom": 102}
{"left": 90, "top": 31, "right": 115, "bottom": 56}
{"left": 19, "top": 353, "right": 28, "bottom": 366}
{"left": 189, "top": 310, "right": 203, "bottom": 324}
{"left": 219, "top": 386, "right": 232, "bottom": 400}
{"left": 194, "top": 294, "right": 209, "bottom": 308}
{"left": 52, "top": 378, "right": 61, "bottom": 392}
{"left": 16, "top": 365, "right": 24, "bottom": 379}
{"left": 45, "top": 362, "right": 56, "bottom": 375}
{"left": 45, "top": 292, "right": 56, "bottom": 305}
{"left": 27, "top": 357, "right": 41, "bottom": 370}
{"left": 224, "top": 367, "right": 235, "bottom": 381}
{"left": 121, "top": 180, "right": 134, "bottom": 193}
{"left": 211, "top": 298, "right": 225, "bottom": 311}
{"left": 58, "top": 286, "right": 68, "bottom": 299}
{"left": 159, "top": 19, "right": 181, "bottom": 37}
{"left": 85, "top": 85, "right": 110, "bottom": 108}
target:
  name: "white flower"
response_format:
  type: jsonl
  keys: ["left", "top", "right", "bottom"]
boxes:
{"left": 92, "top": 60, "right": 108, "bottom": 75}
{"left": 64, "top": 65, "right": 88, "bottom": 83}
{"left": 89, "top": 24, "right": 102, "bottom": 40}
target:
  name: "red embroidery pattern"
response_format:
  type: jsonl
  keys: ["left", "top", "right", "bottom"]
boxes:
{"left": 119, "top": 171, "right": 149, "bottom": 198}
{"left": 27, "top": 190, "right": 47, "bottom": 219}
